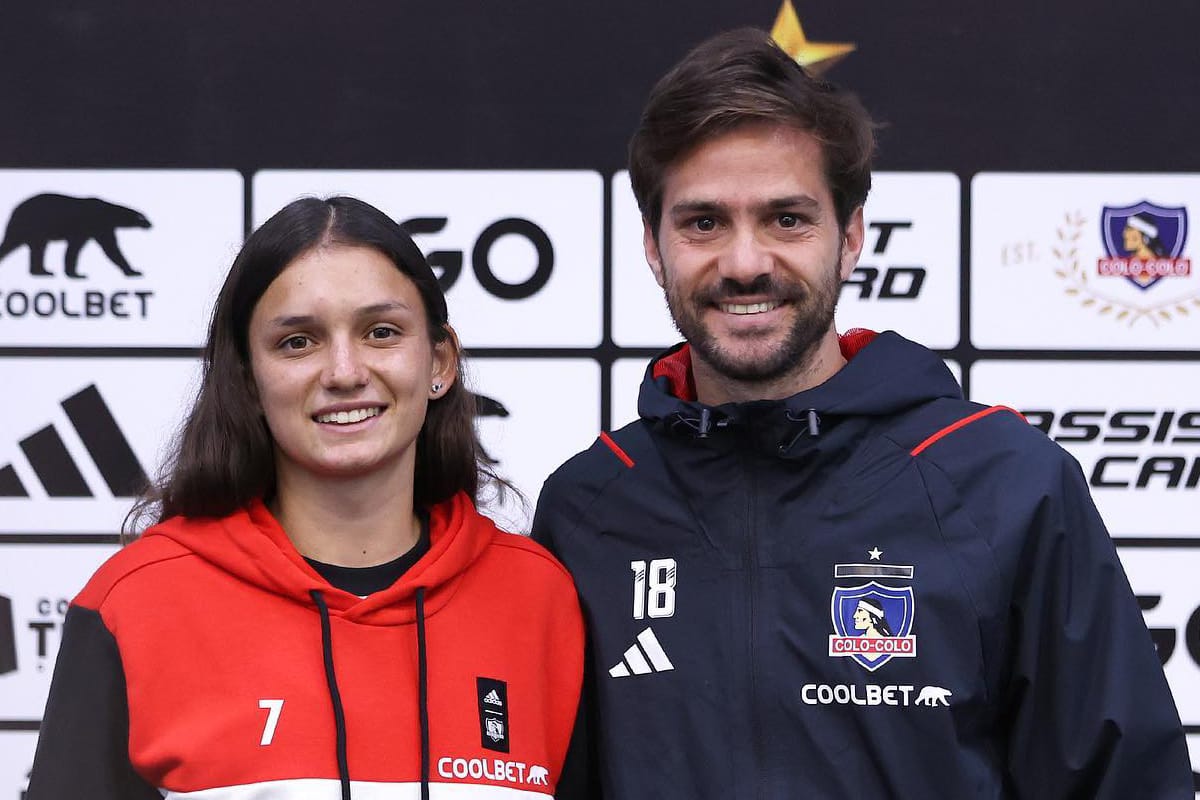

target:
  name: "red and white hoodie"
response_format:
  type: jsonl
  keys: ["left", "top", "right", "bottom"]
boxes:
{"left": 28, "top": 491, "right": 585, "bottom": 799}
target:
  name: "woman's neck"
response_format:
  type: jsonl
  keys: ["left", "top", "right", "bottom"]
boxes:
{"left": 270, "top": 467, "right": 421, "bottom": 567}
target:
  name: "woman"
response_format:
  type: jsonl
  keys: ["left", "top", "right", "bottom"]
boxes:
{"left": 27, "top": 196, "right": 584, "bottom": 799}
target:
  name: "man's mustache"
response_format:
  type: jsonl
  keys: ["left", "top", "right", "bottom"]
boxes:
{"left": 694, "top": 276, "right": 806, "bottom": 305}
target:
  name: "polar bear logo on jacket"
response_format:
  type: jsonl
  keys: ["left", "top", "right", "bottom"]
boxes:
{"left": 0, "top": 193, "right": 151, "bottom": 278}
{"left": 527, "top": 765, "right": 549, "bottom": 785}
{"left": 915, "top": 686, "right": 952, "bottom": 707}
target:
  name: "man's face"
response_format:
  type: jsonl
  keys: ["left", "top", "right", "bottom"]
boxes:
{"left": 644, "top": 123, "right": 863, "bottom": 388}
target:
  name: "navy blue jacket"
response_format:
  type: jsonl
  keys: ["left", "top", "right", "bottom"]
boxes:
{"left": 533, "top": 330, "right": 1191, "bottom": 799}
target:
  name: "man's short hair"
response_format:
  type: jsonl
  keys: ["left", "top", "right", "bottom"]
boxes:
{"left": 629, "top": 27, "right": 875, "bottom": 234}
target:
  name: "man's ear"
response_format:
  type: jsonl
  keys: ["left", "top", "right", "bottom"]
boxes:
{"left": 429, "top": 325, "right": 460, "bottom": 399}
{"left": 839, "top": 206, "right": 866, "bottom": 282}
{"left": 643, "top": 218, "right": 666, "bottom": 289}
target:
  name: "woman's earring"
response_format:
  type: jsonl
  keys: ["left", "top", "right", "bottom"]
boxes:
{"left": 431, "top": 382, "right": 443, "bottom": 394}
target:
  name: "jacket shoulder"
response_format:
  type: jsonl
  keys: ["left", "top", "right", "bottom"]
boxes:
{"left": 547, "top": 420, "right": 649, "bottom": 487}
{"left": 535, "top": 421, "right": 650, "bottom": 532}
{"left": 74, "top": 520, "right": 197, "bottom": 611}
{"left": 901, "top": 399, "right": 1068, "bottom": 470}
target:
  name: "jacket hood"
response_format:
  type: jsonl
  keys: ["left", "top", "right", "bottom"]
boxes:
{"left": 638, "top": 329, "right": 962, "bottom": 431}
{"left": 143, "top": 490, "right": 491, "bottom": 625}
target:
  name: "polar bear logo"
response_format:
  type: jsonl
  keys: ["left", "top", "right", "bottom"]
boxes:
{"left": 0, "top": 193, "right": 151, "bottom": 278}
{"left": 527, "top": 765, "right": 549, "bottom": 786}
{"left": 916, "top": 686, "right": 952, "bottom": 707}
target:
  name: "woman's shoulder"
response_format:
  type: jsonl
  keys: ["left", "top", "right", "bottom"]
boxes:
{"left": 74, "top": 516, "right": 211, "bottom": 611}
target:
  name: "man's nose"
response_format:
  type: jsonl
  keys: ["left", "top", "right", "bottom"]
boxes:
{"left": 718, "top": 228, "right": 773, "bottom": 286}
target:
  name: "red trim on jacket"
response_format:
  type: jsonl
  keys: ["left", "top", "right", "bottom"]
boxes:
{"left": 910, "top": 406, "right": 1025, "bottom": 456}
{"left": 599, "top": 431, "right": 635, "bottom": 468}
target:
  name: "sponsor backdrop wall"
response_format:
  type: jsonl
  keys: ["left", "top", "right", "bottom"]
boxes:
{"left": 2, "top": 0, "right": 1199, "bottom": 793}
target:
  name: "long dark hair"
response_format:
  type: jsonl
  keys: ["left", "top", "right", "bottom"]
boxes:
{"left": 125, "top": 196, "right": 491, "bottom": 535}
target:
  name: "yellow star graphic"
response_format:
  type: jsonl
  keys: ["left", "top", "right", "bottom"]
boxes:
{"left": 770, "top": 0, "right": 856, "bottom": 77}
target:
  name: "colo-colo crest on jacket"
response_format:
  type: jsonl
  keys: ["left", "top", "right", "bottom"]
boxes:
{"left": 829, "top": 559, "right": 916, "bottom": 672}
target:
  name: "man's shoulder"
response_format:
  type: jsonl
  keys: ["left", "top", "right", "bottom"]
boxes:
{"left": 542, "top": 419, "right": 654, "bottom": 495}
{"left": 896, "top": 398, "right": 1080, "bottom": 496}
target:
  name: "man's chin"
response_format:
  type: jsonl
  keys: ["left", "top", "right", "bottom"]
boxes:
{"left": 694, "top": 341, "right": 800, "bottom": 383}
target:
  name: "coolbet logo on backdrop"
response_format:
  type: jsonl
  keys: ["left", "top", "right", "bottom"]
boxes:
{"left": 0, "top": 193, "right": 150, "bottom": 279}
{"left": 972, "top": 173, "right": 1200, "bottom": 348}
{"left": 0, "top": 359, "right": 201, "bottom": 535}
{"left": 971, "top": 361, "right": 1200, "bottom": 536}
{"left": 252, "top": 171, "right": 603, "bottom": 350}
{"left": 0, "top": 170, "right": 242, "bottom": 347}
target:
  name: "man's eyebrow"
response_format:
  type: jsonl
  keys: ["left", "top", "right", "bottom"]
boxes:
{"left": 667, "top": 195, "right": 822, "bottom": 217}
{"left": 667, "top": 199, "right": 728, "bottom": 217}
{"left": 764, "top": 195, "right": 820, "bottom": 211}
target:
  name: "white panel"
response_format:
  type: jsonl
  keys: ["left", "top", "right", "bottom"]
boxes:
{"left": 610, "top": 171, "right": 677, "bottom": 348}
{"left": 838, "top": 172, "right": 960, "bottom": 348}
{"left": 0, "top": 358, "right": 201, "bottom": 534}
{"left": 610, "top": 171, "right": 960, "bottom": 349}
{"left": 0, "top": 731, "right": 37, "bottom": 797}
{"left": 0, "top": 545, "right": 119, "bottom": 719}
{"left": 611, "top": 357, "right": 651, "bottom": 431}
{"left": 1186, "top": 733, "right": 1200, "bottom": 797}
{"left": 1117, "top": 547, "right": 1200, "bottom": 730}
{"left": 0, "top": 170, "right": 243, "bottom": 347}
{"left": 970, "top": 361, "right": 1200, "bottom": 536}
{"left": 971, "top": 173, "right": 1200, "bottom": 348}
{"left": 467, "top": 358, "right": 600, "bottom": 533}
{"left": 253, "top": 171, "right": 603, "bottom": 348}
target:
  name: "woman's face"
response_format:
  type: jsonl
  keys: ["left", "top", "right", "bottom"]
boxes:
{"left": 246, "top": 244, "right": 455, "bottom": 490}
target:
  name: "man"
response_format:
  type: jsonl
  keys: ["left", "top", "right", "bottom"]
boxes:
{"left": 533, "top": 27, "right": 1192, "bottom": 799}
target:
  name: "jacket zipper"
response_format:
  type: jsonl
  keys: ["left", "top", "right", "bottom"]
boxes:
{"left": 743, "top": 448, "right": 764, "bottom": 800}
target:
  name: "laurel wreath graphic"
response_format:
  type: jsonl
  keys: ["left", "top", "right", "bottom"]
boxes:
{"left": 1053, "top": 210, "right": 1200, "bottom": 326}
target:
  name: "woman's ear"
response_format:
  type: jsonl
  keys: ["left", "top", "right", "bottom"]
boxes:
{"left": 429, "top": 324, "right": 460, "bottom": 399}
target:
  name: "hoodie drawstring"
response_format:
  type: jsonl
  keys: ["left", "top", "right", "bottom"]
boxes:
{"left": 309, "top": 588, "right": 431, "bottom": 800}
{"left": 416, "top": 587, "right": 430, "bottom": 800}
{"left": 310, "top": 590, "right": 352, "bottom": 800}
{"left": 779, "top": 409, "right": 821, "bottom": 455}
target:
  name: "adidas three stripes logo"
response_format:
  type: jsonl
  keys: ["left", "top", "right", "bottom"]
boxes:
{"left": 609, "top": 627, "right": 674, "bottom": 678}
{"left": 0, "top": 384, "right": 145, "bottom": 498}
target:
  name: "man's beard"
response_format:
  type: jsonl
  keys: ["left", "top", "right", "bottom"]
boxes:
{"left": 661, "top": 253, "right": 842, "bottom": 384}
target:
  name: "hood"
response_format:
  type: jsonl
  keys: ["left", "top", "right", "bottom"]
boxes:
{"left": 637, "top": 329, "right": 961, "bottom": 448}
{"left": 143, "top": 489, "right": 492, "bottom": 625}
